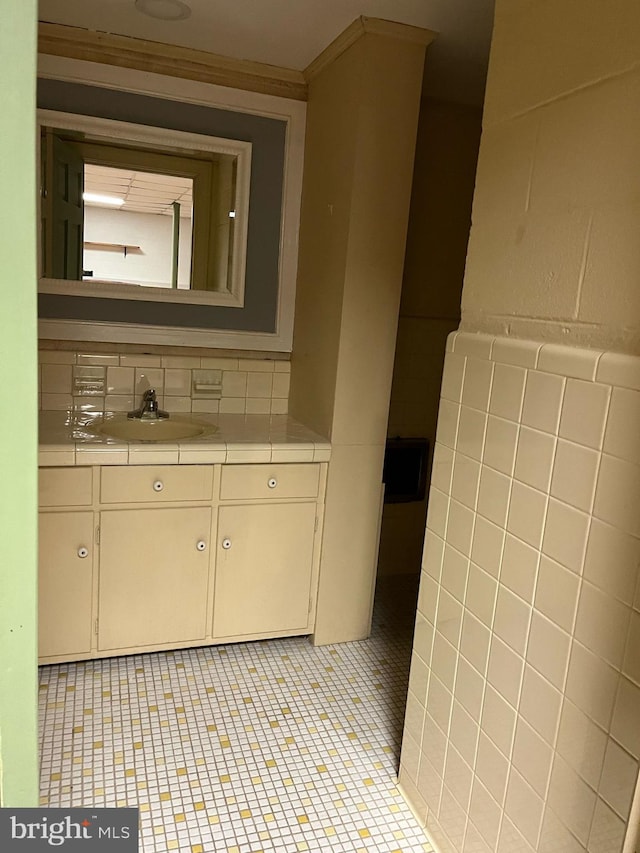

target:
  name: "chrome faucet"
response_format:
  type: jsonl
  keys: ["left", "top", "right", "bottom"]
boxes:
{"left": 127, "top": 389, "right": 169, "bottom": 420}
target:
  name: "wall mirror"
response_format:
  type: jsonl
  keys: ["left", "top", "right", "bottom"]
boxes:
{"left": 38, "top": 109, "right": 252, "bottom": 308}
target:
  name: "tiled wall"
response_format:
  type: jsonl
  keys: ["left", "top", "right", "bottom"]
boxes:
{"left": 38, "top": 349, "right": 290, "bottom": 415}
{"left": 398, "top": 331, "right": 640, "bottom": 853}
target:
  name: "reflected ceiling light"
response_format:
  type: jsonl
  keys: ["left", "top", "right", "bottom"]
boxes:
{"left": 83, "top": 193, "right": 125, "bottom": 206}
{"left": 134, "top": 0, "right": 192, "bottom": 21}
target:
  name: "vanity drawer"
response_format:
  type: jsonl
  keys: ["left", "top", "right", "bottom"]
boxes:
{"left": 100, "top": 465, "right": 214, "bottom": 504}
{"left": 220, "top": 464, "right": 320, "bottom": 501}
{"left": 39, "top": 467, "right": 93, "bottom": 507}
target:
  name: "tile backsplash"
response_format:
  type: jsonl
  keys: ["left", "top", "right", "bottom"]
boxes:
{"left": 399, "top": 332, "right": 640, "bottom": 853}
{"left": 38, "top": 350, "right": 290, "bottom": 415}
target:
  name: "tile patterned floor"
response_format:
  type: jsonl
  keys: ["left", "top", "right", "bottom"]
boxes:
{"left": 39, "top": 576, "right": 433, "bottom": 853}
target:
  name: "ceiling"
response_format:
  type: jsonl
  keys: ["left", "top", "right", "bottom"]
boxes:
{"left": 84, "top": 164, "right": 193, "bottom": 217}
{"left": 38, "top": 0, "right": 495, "bottom": 105}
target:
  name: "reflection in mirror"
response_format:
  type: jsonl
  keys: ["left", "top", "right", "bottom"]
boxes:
{"left": 38, "top": 111, "right": 251, "bottom": 307}
{"left": 83, "top": 164, "right": 195, "bottom": 290}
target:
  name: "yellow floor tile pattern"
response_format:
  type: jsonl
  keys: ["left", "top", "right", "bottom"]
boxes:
{"left": 39, "top": 577, "right": 433, "bottom": 852}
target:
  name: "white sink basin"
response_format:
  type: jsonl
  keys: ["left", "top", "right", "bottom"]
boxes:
{"left": 86, "top": 417, "right": 217, "bottom": 442}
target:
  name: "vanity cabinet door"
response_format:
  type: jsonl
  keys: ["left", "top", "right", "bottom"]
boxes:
{"left": 39, "top": 511, "right": 95, "bottom": 659}
{"left": 98, "top": 507, "right": 211, "bottom": 652}
{"left": 213, "top": 502, "right": 317, "bottom": 639}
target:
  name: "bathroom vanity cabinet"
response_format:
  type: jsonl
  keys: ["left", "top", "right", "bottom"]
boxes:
{"left": 38, "top": 462, "right": 327, "bottom": 664}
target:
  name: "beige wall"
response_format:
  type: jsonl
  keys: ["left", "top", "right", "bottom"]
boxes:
{"left": 399, "top": 1, "right": 640, "bottom": 851}
{"left": 290, "top": 29, "right": 429, "bottom": 643}
{"left": 379, "top": 99, "right": 481, "bottom": 577}
{"left": 461, "top": 0, "right": 640, "bottom": 354}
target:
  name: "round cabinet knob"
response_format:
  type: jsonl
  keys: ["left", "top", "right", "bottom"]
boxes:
{"left": 77, "top": 547, "right": 89, "bottom": 559}
{"left": 153, "top": 480, "right": 164, "bottom": 492}
{"left": 196, "top": 540, "right": 207, "bottom": 552}
{"left": 267, "top": 477, "right": 278, "bottom": 489}
{"left": 221, "top": 538, "right": 232, "bottom": 550}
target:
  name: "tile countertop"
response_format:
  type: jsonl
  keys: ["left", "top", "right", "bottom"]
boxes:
{"left": 39, "top": 411, "right": 331, "bottom": 467}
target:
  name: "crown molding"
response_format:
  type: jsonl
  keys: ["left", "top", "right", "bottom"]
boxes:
{"left": 304, "top": 16, "right": 437, "bottom": 82}
{"left": 38, "top": 22, "right": 308, "bottom": 101}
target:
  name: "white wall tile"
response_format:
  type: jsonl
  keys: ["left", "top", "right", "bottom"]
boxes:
{"left": 583, "top": 519, "right": 640, "bottom": 605}
{"left": 247, "top": 371, "right": 273, "bottom": 398}
{"left": 475, "top": 732, "right": 509, "bottom": 804}
{"left": 556, "top": 699, "right": 608, "bottom": 790}
{"left": 550, "top": 440, "right": 599, "bottom": 513}
{"left": 444, "top": 745, "right": 474, "bottom": 811}
{"left": 477, "top": 466, "right": 511, "bottom": 527}
{"left": 537, "top": 344, "right": 602, "bottom": 381}
{"left": 611, "top": 677, "right": 640, "bottom": 759}
{"left": 539, "top": 807, "right": 586, "bottom": 853}
{"left": 487, "top": 636, "right": 524, "bottom": 707}
{"left": 426, "top": 488, "right": 449, "bottom": 538}
{"left": 507, "top": 481, "right": 547, "bottom": 549}
{"left": 451, "top": 454, "right": 481, "bottom": 510}
{"left": 422, "top": 530, "right": 446, "bottom": 581}
{"left": 460, "top": 611, "right": 491, "bottom": 676}
{"left": 574, "top": 582, "right": 630, "bottom": 669}
{"left": 594, "top": 453, "right": 640, "bottom": 538}
{"left": 272, "top": 372, "right": 291, "bottom": 399}
{"left": 483, "top": 416, "right": 519, "bottom": 476}
{"left": 559, "top": 379, "right": 610, "bottom": 450}
{"left": 135, "top": 367, "right": 164, "bottom": 396}
{"left": 494, "top": 587, "right": 531, "bottom": 656}
{"left": 449, "top": 700, "right": 479, "bottom": 767}
{"left": 548, "top": 755, "right": 597, "bottom": 846}
{"left": 455, "top": 656, "right": 485, "bottom": 721}
{"left": 441, "top": 352, "right": 467, "bottom": 403}
{"left": 462, "top": 357, "right": 494, "bottom": 412}
{"left": 414, "top": 613, "right": 435, "bottom": 666}
{"left": 442, "top": 545, "right": 470, "bottom": 603}
{"left": 521, "top": 370, "right": 565, "bottom": 434}
{"left": 432, "top": 631, "right": 458, "bottom": 691}
{"left": 512, "top": 718, "right": 554, "bottom": 797}
{"left": 463, "top": 821, "right": 494, "bottom": 853}
{"left": 418, "top": 573, "right": 439, "bottom": 624}
{"left": 597, "top": 351, "right": 640, "bottom": 391}
{"left": 409, "top": 650, "right": 430, "bottom": 702}
{"left": 41, "top": 363, "right": 72, "bottom": 394}
{"left": 447, "top": 500, "right": 475, "bottom": 557}
{"left": 164, "top": 368, "right": 191, "bottom": 396}
{"left": 501, "top": 534, "right": 539, "bottom": 602}
{"left": 565, "top": 643, "right": 619, "bottom": 729}
{"left": 437, "top": 399, "right": 461, "bottom": 449}
{"left": 423, "top": 712, "right": 448, "bottom": 778}
{"left": 469, "top": 779, "right": 502, "bottom": 850}
{"left": 598, "top": 739, "right": 638, "bottom": 819}
{"left": 542, "top": 499, "right": 589, "bottom": 573}
{"left": 623, "top": 610, "right": 640, "bottom": 686}
{"left": 489, "top": 363, "right": 527, "bottom": 422}
{"left": 470, "top": 516, "right": 504, "bottom": 578}
{"left": 504, "top": 768, "right": 545, "bottom": 848}
{"left": 603, "top": 387, "right": 640, "bottom": 467}
{"left": 465, "top": 564, "right": 497, "bottom": 626}
{"left": 519, "top": 664, "right": 562, "bottom": 746}
{"left": 526, "top": 612, "right": 571, "bottom": 690}
{"left": 534, "top": 555, "right": 580, "bottom": 633}
{"left": 587, "top": 798, "right": 626, "bottom": 853}
{"left": 492, "top": 338, "right": 541, "bottom": 369}
{"left": 514, "top": 426, "right": 556, "bottom": 493}
{"left": 456, "top": 406, "right": 487, "bottom": 460}
{"left": 481, "top": 684, "right": 517, "bottom": 758}
{"left": 437, "top": 589, "right": 464, "bottom": 646}
{"left": 427, "top": 678, "right": 453, "bottom": 739}
{"left": 222, "top": 370, "right": 248, "bottom": 397}
{"left": 106, "top": 366, "right": 134, "bottom": 395}
{"left": 454, "top": 332, "right": 494, "bottom": 360}
{"left": 439, "top": 784, "right": 468, "bottom": 850}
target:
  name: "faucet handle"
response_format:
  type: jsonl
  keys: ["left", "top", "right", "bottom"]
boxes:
{"left": 143, "top": 388, "right": 157, "bottom": 401}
